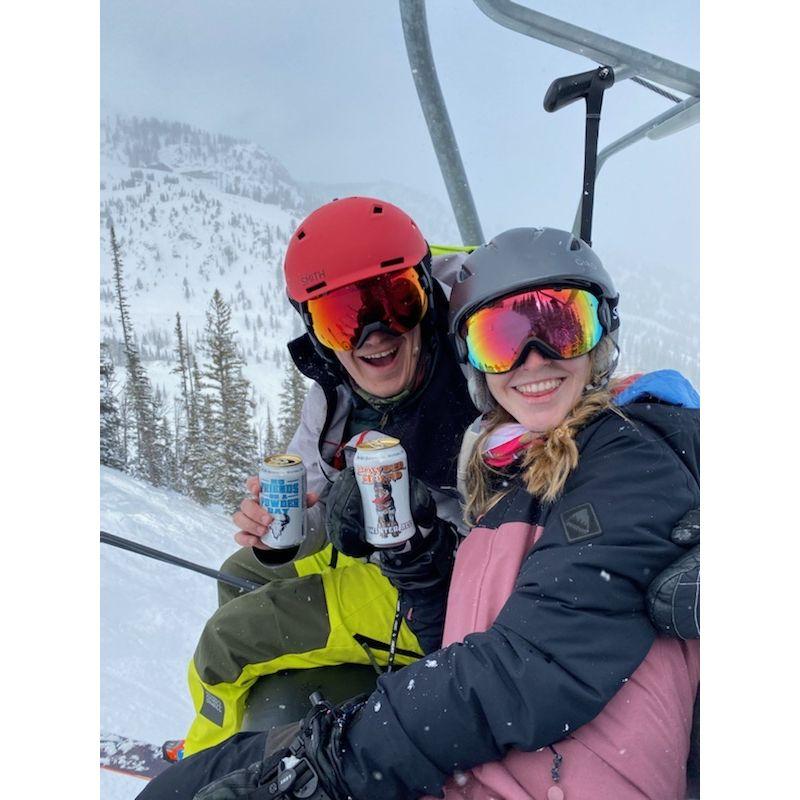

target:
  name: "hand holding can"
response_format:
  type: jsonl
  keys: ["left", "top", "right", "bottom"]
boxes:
{"left": 257, "top": 455, "right": 307, "bottom": 549}
{"left": 232, "top": 475, "right": 275, "bottom": 550}
{"left": 233, "top": 475, "right": 318, "bottom": 550}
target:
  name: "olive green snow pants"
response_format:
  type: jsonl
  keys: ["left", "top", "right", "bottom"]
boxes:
{"left": 184, "top": 544, "right": 424, "bottom": 756}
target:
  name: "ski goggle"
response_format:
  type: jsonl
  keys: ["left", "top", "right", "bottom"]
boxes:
{"left": 306, "top": 267, "right": 429, "bottom": 351}
{"left": 461, "top": 287, "right": 603, "bottom": 374}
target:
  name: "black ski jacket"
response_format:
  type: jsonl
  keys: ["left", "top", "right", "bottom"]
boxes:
{"left": 340, "top": 399, "right": 700, "bottom": 800}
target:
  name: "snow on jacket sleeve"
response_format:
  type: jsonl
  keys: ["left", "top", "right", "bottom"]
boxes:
{"left": 340, "top": 410, "right": 699, "bottom": 800}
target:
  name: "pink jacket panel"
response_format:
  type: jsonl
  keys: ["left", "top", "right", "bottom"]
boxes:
{"left": 422, "top": 522, "right": 699, "bottom": 800}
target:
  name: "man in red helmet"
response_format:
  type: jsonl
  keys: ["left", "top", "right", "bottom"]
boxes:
{"left": 182, "top": 198, "right": 480, "bottom": 755}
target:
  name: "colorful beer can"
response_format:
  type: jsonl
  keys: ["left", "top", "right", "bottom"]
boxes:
{"left": 258, "top": 454, "right": 307, "bottom": 548}
{"left": 353, "top": 436, "right": 415, "bottom": 548}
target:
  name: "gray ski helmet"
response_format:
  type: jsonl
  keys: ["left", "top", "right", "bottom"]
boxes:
{"left": 448, "top": 228, "right": 620, "bottom": 411}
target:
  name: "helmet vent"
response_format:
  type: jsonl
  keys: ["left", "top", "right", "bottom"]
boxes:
{"left": 296, "top": 230, "right": 306, "bottom": 240}
{"left": 372, "top": 205, "right": 383, "bottom": 214}
{"left": 380, "top": 257, "right": 404, "bottom": 268}
{"left": 305, "top": 281, "right": 327, "bottom": 294}
{"left": 570, "top": 238, "right": 581, "bottom": 251}
{"left": 457, "top": 265, "right": 473, "bottom": 282}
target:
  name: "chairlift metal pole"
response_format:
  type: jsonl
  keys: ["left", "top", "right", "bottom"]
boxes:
{"left": 399, "top": 0, "right": 484, "bottom": 246}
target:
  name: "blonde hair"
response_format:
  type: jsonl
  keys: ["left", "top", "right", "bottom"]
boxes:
{"left": 463, "top": 344, "right": 625, "bottom": 526}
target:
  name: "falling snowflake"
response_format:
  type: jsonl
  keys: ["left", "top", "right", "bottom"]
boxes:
{"left": 600, "top": 570, "right": 611, "bottom": 582}
{"left": 407, "top": 678, "right": 416, "bottom": 691}
{"left": 373, "top": 701, "right": 381, "bottom": 712}
{"left": 425, "top": 659, "right": 438, "bottom": 668}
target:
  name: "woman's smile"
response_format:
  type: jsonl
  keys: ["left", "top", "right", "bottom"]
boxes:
{"left": 487, "top": 348, "right": 591, "bottom": 432}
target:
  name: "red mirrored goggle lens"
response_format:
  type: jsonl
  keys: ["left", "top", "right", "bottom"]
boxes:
{"left": 306, "top": 267, "right": 428, "bottom": 351}
{"left": 462, "top": 287, "right": 603, "bottom": 373}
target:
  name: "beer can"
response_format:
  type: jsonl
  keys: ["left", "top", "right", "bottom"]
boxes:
{"left": 353, "top": 437, "right": 415, "bottom": 548}
{"left": 258, "top": 454, "right": 307, "bottom": 548}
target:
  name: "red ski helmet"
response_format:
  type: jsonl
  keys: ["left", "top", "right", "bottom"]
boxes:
{"left": 284, "top": 197, "right": 430, "bottom": 302}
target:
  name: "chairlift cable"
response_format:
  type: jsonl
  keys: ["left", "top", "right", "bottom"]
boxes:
{"left": 631, "top": 76, "right": 683, "bottom": 104}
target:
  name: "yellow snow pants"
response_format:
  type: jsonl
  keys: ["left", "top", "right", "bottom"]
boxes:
{"left": 184, "top": 545, "right": 423, "bottom": 755}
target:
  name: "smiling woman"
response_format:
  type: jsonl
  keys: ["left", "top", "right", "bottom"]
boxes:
{"left": 485, "top": 347, "right": 591, "bottom": 433}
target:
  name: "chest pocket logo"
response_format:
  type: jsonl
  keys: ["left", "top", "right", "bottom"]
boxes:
{"left": 561, "top": 502, "right": 602, "bottom": 543}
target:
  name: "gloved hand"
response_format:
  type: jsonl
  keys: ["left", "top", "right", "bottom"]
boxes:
{"left": 646, "top": 509, "right": 700, "bottom": 639}
{"left": 193, "top": 693, "right": 363, "bottom": 800}
{"left": 325, "top": 466, "right": 437, "bottom": 558}
{"left": 192, "top": 750, "right": 285, "bottom": 799}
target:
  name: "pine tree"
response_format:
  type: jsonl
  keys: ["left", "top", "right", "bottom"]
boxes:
{"left": 200, "top": 289, "right": 256, "bottom": 509}
{"left": 118, "top": 390, "right": 133, "bottom": 469}
{"left": 184, "top": 352, "right": 212, "bottom": 505}
{"left": 277, "top": 361, "right": 308, "bottom": 452}
{"left": 264, "top": 402, "right": 279, "bottom": 456}
{"left": 110, "top": 224, "right": 163, "bottom": 485}
{"left": 171, "top": 313, "right": 191, "bottom": 493}
{"left": 100, "top": 343, "right": 125, "bottom": 470}
{"left": 153, "top": 385, "right": 177, "bottom": 489}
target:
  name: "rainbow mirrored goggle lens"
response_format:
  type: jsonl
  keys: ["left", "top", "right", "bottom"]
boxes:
{"left": 462, "top": 287, "right": 603, "bottom": 374}
{"left": 306, "top": 267, "right": 428, "bottom": 351}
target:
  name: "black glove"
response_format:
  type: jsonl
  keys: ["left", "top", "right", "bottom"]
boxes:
{"left": 378, "top": 516, "right": 458, "bottom": 591}
{"left": 325, "top": 467, "right": 375, "bottom": 558}
{"left": 194, "top": 693, "right": 364, "bottom": 800}
{"left": 192, "top": 751, "right": 285, "bottom": 799}
{"left": 325, "top": 466, "right": 437, "bottom": 558}
{"left": 646, "top": 510, "right": 700, "bottom": 639}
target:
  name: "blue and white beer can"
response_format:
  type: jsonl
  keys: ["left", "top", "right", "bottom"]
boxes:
{"left": 258, "top": 454, "right": 306, "bottom": 548}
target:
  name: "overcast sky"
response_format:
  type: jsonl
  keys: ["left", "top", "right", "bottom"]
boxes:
{"left": 101, "top": 0, "right": 699, "bottom": 276}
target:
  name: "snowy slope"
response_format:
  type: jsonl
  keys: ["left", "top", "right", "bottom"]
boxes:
{"left": 100, "top": 465, "right": 240, "bottom": 798}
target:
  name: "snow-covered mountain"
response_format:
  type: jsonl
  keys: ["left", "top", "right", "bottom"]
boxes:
{"left": 100, "top": 465, "right": 238, "bottom": 798}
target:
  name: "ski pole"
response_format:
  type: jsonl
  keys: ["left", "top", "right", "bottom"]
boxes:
{"left": 100, "top": 531, "right": 263, "bottom": 592}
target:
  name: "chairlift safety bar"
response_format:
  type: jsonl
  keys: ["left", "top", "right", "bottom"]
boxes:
{"left": 400, "top": 0, "right": 700, "bottom": 245}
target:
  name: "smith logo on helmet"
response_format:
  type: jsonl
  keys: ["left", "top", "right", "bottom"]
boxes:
{"left": 300, "top": 270, "right": 326, "bottom": 285}
{"left": 561, "top": 502, "right": 602, "bottom": 543}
